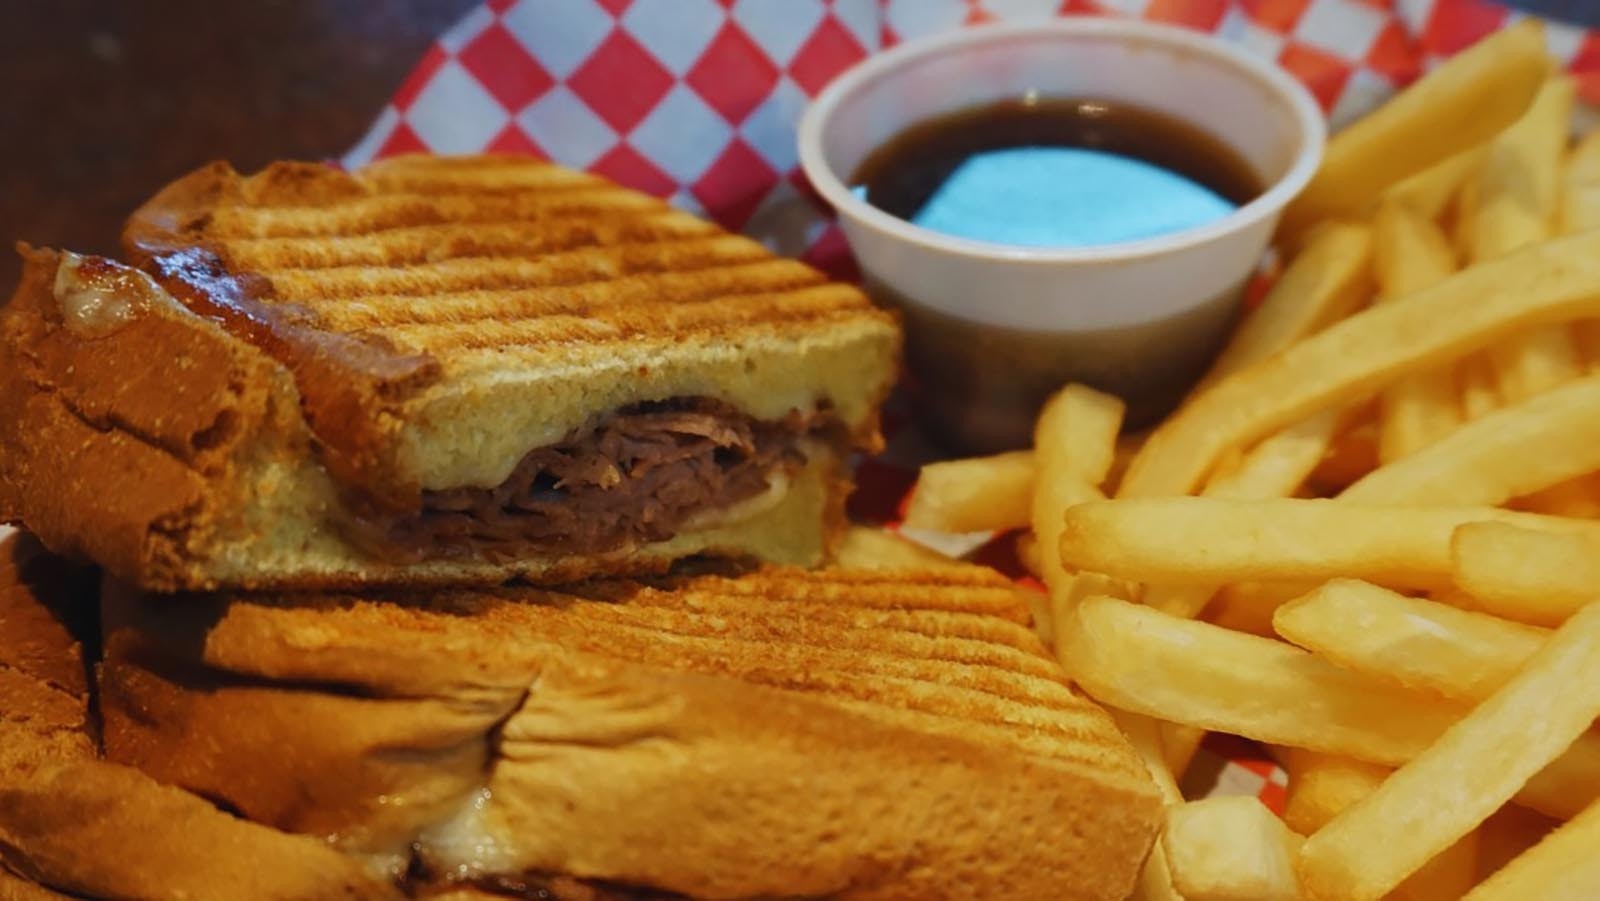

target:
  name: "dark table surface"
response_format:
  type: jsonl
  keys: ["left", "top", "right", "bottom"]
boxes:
{"left": 0, "top": 0, "right": 477, "bottom": 291}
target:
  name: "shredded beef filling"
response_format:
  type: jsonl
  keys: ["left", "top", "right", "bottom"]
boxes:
{"left": 352, "top": 398, "right": 834, "bottom": 561}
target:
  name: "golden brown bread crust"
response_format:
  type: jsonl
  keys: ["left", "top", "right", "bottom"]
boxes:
{"left": 0, "top": 531, "right": 404, "bottom": 900}
{"left": 0, "top": 246, "right": 316, "bottom": 587}
{"left": 2, "top": 155, "right": 900, "bottom": 592}
{"left": 120, "top": 154, "right": 899, "bottom": 504}
{"left": 100, "top": 565, "right": 1163, "bottom": 900}
{"left": 0, "top": 540, "right": 1158, "bottom": 899}
{"left": 0, "top": 531, "right": 94, "bottom": 701}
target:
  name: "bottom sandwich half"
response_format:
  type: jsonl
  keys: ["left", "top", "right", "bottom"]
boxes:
{"left": 1, "top": 533, "right": 1163, "bottom": 900}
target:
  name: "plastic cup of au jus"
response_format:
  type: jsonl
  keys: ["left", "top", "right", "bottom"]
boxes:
{"left": 798, "top": 19, "right": 1325, "bottom": 453}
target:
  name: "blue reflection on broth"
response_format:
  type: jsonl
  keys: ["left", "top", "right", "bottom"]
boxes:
{"left": 904, "top": 147, "right": 1237, "bottom": 248}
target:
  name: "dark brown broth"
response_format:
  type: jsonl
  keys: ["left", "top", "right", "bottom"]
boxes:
{"left": 851, "top": 98, "right": 1263, "bottom": 224}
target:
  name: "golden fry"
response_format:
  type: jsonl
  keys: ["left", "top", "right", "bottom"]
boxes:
{"left": 1475, "top": 805, "right": 1561, "bottom": 884}
{"left": 1459, "top": 354, "right": 1503, "bottom": 420}
{"left": 1164, "top": 797, "right": 1303, "bottom": 901}
{"left": 1119, "top": 230, "right": 1600, "bottom": 497}
{"left": 1451, "top": 522, "right": 1600, "bottom": 626}
{"left": 1342, "top": 374, "right": 1600, "bottom": 504}
{"left": 1273, "top": 579, "right": 1547, "bottom": 702}
{"left": 1279, "top": 21, "right": 1546, "bottom": 240}
{"left": 1202, "top": 222, "right": 1373, "bottom": 386}
{"left": 1208, "top": 581, "right": 1316, "bottom": 637}
{"left": 1470, "top": 79, "right": 1582, "bottom": 402}
{"left": 1281, "top": 753, "right": 1480, "bottom": 900}
{"left": 1144, "top": 409, "right": 1342, "bottom": 619}
{"left": 1515, "top": 472, "right": 1600, "bottom": 518}
{"left": 1060, "top": 596, "right": 1467, "bottom": 765}
{"left": 830, "top": 526, "right": 961, "bottom": 570}
{"left": 1382, "top": 147, "right": 1487, "bottom": 221}
{"left": 1031, "top": 384, "right": 1125, "bottom": 603}
{"left": 1371, "top": 201, "right": 1461, "bottom": 462}
{"left": 1469, "top": 78, "right": 1575, "bottom": 261}
{"left": 1465, "top": 800, "right": 1600, "bottom": 900}
{"left": 1062, "top": 596, "right": 1600, "bottom": 821}
{"left": 903, "top": 450, "right": 1034, "bottom": 534}
{"left": 1059, "top": 497, "right": 1600, "bottom": 588}
{"left": 1296, "top": 604, "right": 1600, "bottom": 901}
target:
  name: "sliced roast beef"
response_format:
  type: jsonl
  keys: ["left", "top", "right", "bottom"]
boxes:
{"left": 350, "top": 398, "right": 835, "bottom": 561}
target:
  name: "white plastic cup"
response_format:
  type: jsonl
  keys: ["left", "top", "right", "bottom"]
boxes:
{"left": 798, "top": 19, "right": 1325, "bottom": 453}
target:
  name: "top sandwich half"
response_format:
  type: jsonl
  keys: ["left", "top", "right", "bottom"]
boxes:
{"left": 0, "top": 155, "right": 901, "bottom": 592}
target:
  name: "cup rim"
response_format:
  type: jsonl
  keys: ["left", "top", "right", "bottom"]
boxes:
{"left": 796, "top": 18, "right": 1327, "bottom": 265}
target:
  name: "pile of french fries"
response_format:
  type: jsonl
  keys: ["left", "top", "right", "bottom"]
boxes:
{"left": 904, "top": 21, "right": 1600, "bottom": 901}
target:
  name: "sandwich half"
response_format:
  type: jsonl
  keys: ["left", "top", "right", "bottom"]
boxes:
{"left": 97, "top": 562, "right": 1164, "bottom": 899}
{"left": 0, "top": 528, "right": 403, "bottom": 899}
{"left": 0, "top": 155, "right": 900, "bottom": 591}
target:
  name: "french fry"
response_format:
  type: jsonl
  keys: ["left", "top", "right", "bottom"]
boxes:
{"left": 1295, "top": 603, "right": 1600, "bottom": 901}
{"left": 1451, "top": 522, "right": 1600, "bottom": 626}
{"left": 1281, "top": 753, "right": 1481, "bottom": 900}
{"left": 1108, "top": 706, "right": 1183, "bottom": 805}
{"left": 1031, "top": 385, "right": 1124, "bottom": 594}
{"left": 1208, "top": 581, "right": 1317, "bottom": 637}
{"left": 1278, "top": 21, "right": 1546, "bottom": 241}
{"left": 1563, "top": 134, "right": 1600, "bottom": 371}
{"left": 1030, "top": 385, "right": 1135, "bottom": 646}
{"left": 1341, "top": 374, "right": 1600, "bottom": 504}
{"left": 1013, "top": 530, "right": 1042, "bottom": 579}
{"left": 1060, "top": 596, "right": 1467, "bottom": 765}
{"left": 1465, "top": 799, "right": 1600, "bottom": 900}
{"left": 1565, "top": 128, "right": 1600, "bottom": 184}
{"left": 1118, "top": 230, "right": 1600, "bottom": 498}
{"left": 1273, "top": 579, "right": 1547, "bottom": 702}
{"left": 1522, "top": 730, "right": 1600, "bottom": 820}
{"left": 1311, "top": 417, "right": 1381, "bottom": 494}
{"left": 1390, "top": 829, "right": 1481, "bottom": 901}
{"left": 1201, "top": 222, "right": 1373, "bottom": 386}
{"left": 830, "top": 526, "right": 962, "bottom": 570}
{"left": 1475, "top": 804, "right": 1561, "bottom": 883}
{"left": 1453, "top": 169, "right": 1483, "bottom": 260}
{"left": 1469, "top": 78, "right": 1575, "bottom": 261}
{"left": 1164, "top": 796, "right": 1303, "bottom": 901}
{"left": 1381, "top": 147, "right": 1487, "bottom": 221}
{"left": 1282, "top": 749, "right": 1390, "bottom": 835}
{"left": 1029, "top": 389, "right": 1180, "bottom": 842}
{"left": 1469, "top": 79, "right": 1582, "bottom": 402}
{"left": 1145, "top": 409, "right": 1343, "bottom": 619}
{"left": 1130, "top": 843, "right": 1185, "bottom": 901}
{"left": 1060, "top": 596, "right": 1600, "bottom": 821}
{"left": 902, "top": 450, "right": 1034, "bottom": 534}
{"left": 1515, "top": 471, "right": 1600, "bottom": 518}
{"left": 1370, "top": 202, "right": 1461, "bottom": 462}
{"left": 1160, "top": 723, "right": 1207, "bottom": 781}
{"left": 1058, "top": 497, "right": 1600, "bottom": 588}
{"left": 1459, "top": 354, "right": 1503, "bottom": 420}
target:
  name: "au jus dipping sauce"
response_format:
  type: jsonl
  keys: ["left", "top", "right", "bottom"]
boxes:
{"left": 849, "top": 99, "right": 1265, "bottom": 452}
{"left": 851, "top": 98, "right": 1263, "bottom": 248}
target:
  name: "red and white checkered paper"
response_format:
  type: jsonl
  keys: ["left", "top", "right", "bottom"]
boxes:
{"left": 346, "top": 0, "right": 1600, "bottom": 811}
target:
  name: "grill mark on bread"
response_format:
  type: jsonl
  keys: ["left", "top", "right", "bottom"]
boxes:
{"left": 216, "top": 214, "right": 720, "bottom": 272}
{"left": 580, "top": 593, "right": 1045, "bottom": 656}
{"left": 297, "top": 261, "right": 826, "bottom": 330}
{"left": 203, "top": 190, "right": 664, "bottom": 239}
{"left": 358, "top": 167, "right": 610, "bottom": 194}
{"left": 553, "top": 601, "right": 1071, "bottom": 695}
{"left": 370, "top": 290, "right": 867, "bottom": 353}
{"left": 261, "top": 236, "right": 771, "bottom": 301}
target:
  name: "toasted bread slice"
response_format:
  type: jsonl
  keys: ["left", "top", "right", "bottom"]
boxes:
{"left": 100, "top": 564, "right": 1163, "bottom": 900}
{"left": 0, "top": 530, "right": 403, "bottom": 900}
{"left": 0, "top": 156, "right": 899, "bottom": 590}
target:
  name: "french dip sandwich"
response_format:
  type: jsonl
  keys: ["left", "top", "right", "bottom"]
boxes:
{"left": 0, "top": 528, "right": 1163, "bottom": 900}
{"left": 0, "top": 155, "right": 899, "bottom": 591}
